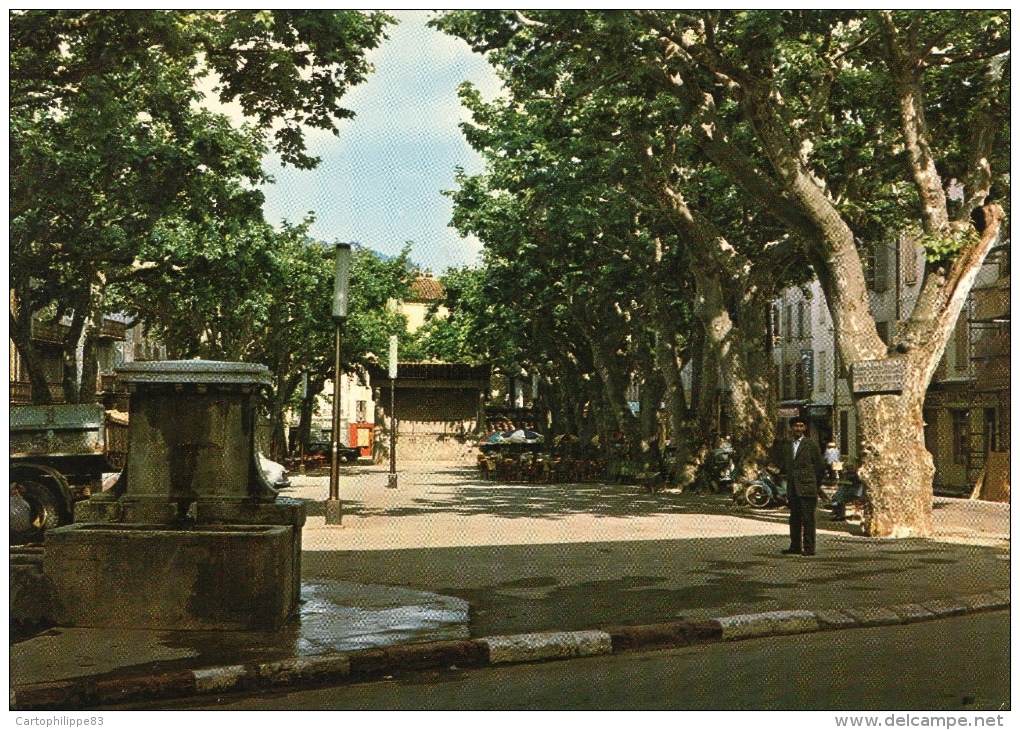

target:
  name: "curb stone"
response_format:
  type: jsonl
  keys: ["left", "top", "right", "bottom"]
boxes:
{"left": 483, "top": 630, "right": 612, "bottom": 664}
{"left": 921, "top": 597, "right": 970, "bottom": 618}
{"left": 604, "top": 619, "right": 721, "bottom": 652}
{"left": 715, "top": 610, "right": 818, "bottom": 640}
{"left": 960, "top": 592, "right": 1009, "bottom": 612}
{"left": 843, "top": 606, "right": 902, "bottom": 627}
{"left": 887, "top": 603, "right": 937, "bottom": 623}
{"left": 813, "top": 609, "right": 858, "bottom": 630}
{"left": 9, "top": 592, "right": 1009, "bottom": 710}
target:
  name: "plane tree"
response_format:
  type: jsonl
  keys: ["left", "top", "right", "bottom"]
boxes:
{"left": 121, "top": 222, "right": 413, "bottom": 458}
{"left": 436, "top": 10, "right": 1009, "bottom": 535}
{"left": 10, "top": 9, "right": 393, "bottom": 404}
{"left": 437, "top": 22, "right": 813, "bottom": 481}
{"left": 445, "top": 86, "right": 692, "bottom": 450}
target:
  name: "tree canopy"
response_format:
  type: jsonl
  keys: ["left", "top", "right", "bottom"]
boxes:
{"left": 434, "top": 10, "right": 1009, "bottom": 535}
{"left": 10, "top": 9, "right": 393, "bottom": 404}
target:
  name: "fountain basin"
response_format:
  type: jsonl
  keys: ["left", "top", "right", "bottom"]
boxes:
{"left": 44, "top": 523, "right": 297, "bottom": 631}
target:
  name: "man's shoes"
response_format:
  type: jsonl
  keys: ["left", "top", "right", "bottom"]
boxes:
{"left": 802, "top": 550, "right": 816, "bottom": 556}
{"left": 782, "top": 547, "right": 801, "bottom": 555}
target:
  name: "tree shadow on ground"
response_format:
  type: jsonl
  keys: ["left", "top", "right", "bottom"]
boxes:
{"left": 334, "top": 475, "right": 808, "bottom": 528}
{"left": 302, "top": 534, "right": 1003, "bottom": 638}
{"left": 294, "top": 473, "right": 872, "bottom": 538}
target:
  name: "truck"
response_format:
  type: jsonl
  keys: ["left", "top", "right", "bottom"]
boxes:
{"left": 9, "top": 404, "right": 128, "bottom": 543}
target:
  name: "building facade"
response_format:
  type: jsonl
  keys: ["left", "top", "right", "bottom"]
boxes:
{"left": 10, "top": 312, "right": 165, "bottom": 408}
{"left": 773, "top": 231, "right": 1010, "bottom": 495}
{"left": 294, "top": 271, "right": 480, "bottom": 462}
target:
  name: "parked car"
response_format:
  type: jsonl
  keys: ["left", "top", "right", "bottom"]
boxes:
{"left": 305, "top": 440, "right": 361, "bottom": 464}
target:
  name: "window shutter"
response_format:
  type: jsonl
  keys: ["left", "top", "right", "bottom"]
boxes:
{"left": 873, "top": 243, "right": 890, "bottom": 293}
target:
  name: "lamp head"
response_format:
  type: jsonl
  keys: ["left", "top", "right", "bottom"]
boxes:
{"left": 332, "top": 243, "right": 352, "bottom": 322}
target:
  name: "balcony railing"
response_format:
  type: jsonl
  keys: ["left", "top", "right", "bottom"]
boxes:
{"left": 29, "top": 317, "right": 127, "bottom": 343}
{"left": 30, "top": 319, "right": 71, "bottom": 344}
{"left": 8, "top": 381, "right": 66, "bottom": 405}
{"left": 99, "top": 319, "right": 127, "bottom": 340}
{"left": 10, "top": 381, "right": 32, "bottom": 405}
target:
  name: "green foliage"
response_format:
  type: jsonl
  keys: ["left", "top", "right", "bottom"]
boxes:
{"left": 435, "top": 9, "right": 1010, "bottom": 454}
{"left": 10, "top": 9, "right": 393, "bottom": 402}
{"left": 918, "top": 228, "right": 982, "bottom": 264}
{"left": 409, "top": 266, "right": 488, "bottom": 364}
{"left": 346, "top": 245, "right": 416, "bottom": 369}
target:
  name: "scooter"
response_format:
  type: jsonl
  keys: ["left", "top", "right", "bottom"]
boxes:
{"left": 742, "top": 466, "right": 788, "bottom": 508}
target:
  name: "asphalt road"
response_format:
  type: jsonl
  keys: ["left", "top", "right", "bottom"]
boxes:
{"left": 148, "top": 611, "right": 1009, "bottom": 712}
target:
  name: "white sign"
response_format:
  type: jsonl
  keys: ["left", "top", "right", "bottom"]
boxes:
{"left": 851, "top": 359, "right": 905, "bottom": 394}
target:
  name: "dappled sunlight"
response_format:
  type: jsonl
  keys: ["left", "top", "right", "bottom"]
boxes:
{"left": 289, "top": 465, "right": 794, "bottom": 551}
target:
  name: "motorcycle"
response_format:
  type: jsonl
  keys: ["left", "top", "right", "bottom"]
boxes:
{"left": 742, "top": 466, "right": 788, "bottom": 508}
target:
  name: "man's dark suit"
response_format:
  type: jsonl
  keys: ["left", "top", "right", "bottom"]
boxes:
{"left": 775, "top": 434, "right": 824, "bottom": 554}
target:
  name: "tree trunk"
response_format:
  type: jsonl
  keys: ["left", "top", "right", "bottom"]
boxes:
{"left": 730, "top": 298, "right": 778, "bottom": 479}
{"left": 269, "top": 371, "right": 301, "bottom": 462}
{"left": 689, "top": 262, "right": 776, "bottom": 467}
{"left": 298, "top": 380, "right": 322, "bottom": 455}
{"left": 79, "top": 326, "right": 99, "bottom": 404}
{"left": 854, "top": 388, "right": 934, "bottom": 537}
{"left": 10, "top": 308, "right": 54, "bottom": 405}
{"left": 648, "top": 293, "right": 688, "bottom": 452}
{"left": 587, "top": 329, "right": 641, "bottom": 449}
{"left": 78, "top": 287, "right": 106, "bottom": 405}
{"left": 61, "top": 304, "right": 89, "bottom": 405}
{"left": 639, "top": 369, "right": 664, "bottom": 442}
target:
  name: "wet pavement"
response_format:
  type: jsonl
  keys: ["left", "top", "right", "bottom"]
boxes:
{"left": 10, "top": 464, "right": 1010, "bottom": 692}
{"left": 11, "top": 580, "right": 469, "bottom": 686}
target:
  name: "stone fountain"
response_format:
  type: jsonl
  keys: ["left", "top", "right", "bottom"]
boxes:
{"left": 44, "top": 361, "right": 305, "bottom": 631}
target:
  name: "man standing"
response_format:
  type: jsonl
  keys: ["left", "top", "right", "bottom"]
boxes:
{"left": 774, "top": 416, "right": 824, "bottom": 556}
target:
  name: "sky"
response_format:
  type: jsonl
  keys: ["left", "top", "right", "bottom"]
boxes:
{"left": 259, "top": 10, "right": 504, "bottom": 274}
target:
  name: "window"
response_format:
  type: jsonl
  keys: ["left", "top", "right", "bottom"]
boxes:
{"left": 797, "top": 301, "right": 806, "bottom": 338}
{"left": 785, "top": 305, "right": 793, "bottom": 342}
{"left": 954, "top": 315, "right": 968, "bottom": 371}
{"left": 984, "top": 408, "right": 997, "bottom": 453}
{"left": 952, "top": 410, "right": 969, "bottom": 465}
{"left": 783, "top": 363, "right": 793, "bottom": 399}
{"left": 839, "top": 410, "right": 850, "bottom": 459}
{"left": 903, "top": 236, "right": 919, "bottom": 286}
{"left": 817, "top": 351, "right": 828, "bottom": 393}
{"left": 866, "top": 242, "right": 891, "bottom": 292}
{"left": 356, "top": 400, "right": 367, "bottom": 423}
{"left": 795, "top": 360, "right": 807, "bottom": 399}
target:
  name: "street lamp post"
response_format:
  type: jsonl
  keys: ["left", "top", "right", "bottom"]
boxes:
{"left": 299, "top": 371, "right": 308, "bottom": 475}
{"left": 325, "top": 243, "right": 352, "bottom": 526}
{"left": 388, "top": 334, "right": 398, "bottom": 489}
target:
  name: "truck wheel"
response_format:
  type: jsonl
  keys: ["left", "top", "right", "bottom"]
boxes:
{"left": 744, "top": 483, "right": 772, "bottom": 508}
{"left": 13, "top": 480, "right": 65, "bottom": 535}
